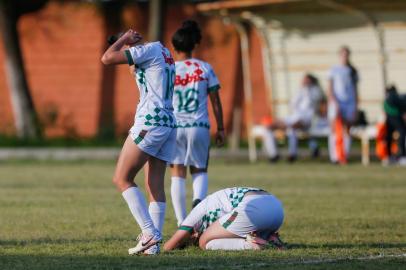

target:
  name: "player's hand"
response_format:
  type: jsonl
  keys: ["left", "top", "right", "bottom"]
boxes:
{"left": 215, "top": 130, "right": 225, "bottom": 147}
{"left": 122, "top": 29, "right": 142, "bottom": 46}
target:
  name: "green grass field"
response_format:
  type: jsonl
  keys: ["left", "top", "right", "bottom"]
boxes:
{"left": 1, "top": 160, "right": 405, "bottom": 269}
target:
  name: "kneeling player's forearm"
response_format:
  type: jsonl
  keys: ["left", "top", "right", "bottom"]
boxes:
{"left": 163, "top": 229, "right": 191, "bottom": 251}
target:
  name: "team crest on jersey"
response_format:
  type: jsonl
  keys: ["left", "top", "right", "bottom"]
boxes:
{"left": 162, "top": 51, "right": 174, "bottom": 65}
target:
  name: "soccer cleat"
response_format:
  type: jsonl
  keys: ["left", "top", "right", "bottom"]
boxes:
{"left": 268, "top": 232, "right": 287, "bottom": 250}
{"left": 128, "top": 230, "right": 162, "bottom": 255}
{"left": 143, "top": 243, "right": 160, "bottom": 255}
{"left": 245, "top": 234, "right": 269, "bottom": 250}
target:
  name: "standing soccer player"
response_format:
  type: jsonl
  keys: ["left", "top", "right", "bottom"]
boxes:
{"left": 169, "top": 20, "right": 225, "bottom": 226}
{"left": 101, "top": 29, "right": 176, "bottom": 255}
{"left": 328, "top": 46, "right": 359, "bottom": 164}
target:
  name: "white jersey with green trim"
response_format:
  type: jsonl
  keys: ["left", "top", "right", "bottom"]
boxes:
{"left": 181, "top": 187, "right": 262, "bottom": 234}
{"left": 125, "top": 42, "right": 176, "bottom": 128}
{"left": 173, "top": 58, "right": 220, "bottom": 129}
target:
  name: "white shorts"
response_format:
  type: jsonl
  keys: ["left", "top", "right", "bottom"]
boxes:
{"left": 171, "top": 127, "right": 210, "bottom": 168}
{"left": 219, "top": 194, "right": 284, "bottom": 238}
{"left": 129, "top": 123, "right": 176, "bottom": 162}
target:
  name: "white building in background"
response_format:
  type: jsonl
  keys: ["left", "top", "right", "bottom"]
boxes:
{"left": 266, "top": 12, "right": 406, "bottom": 122}
{"left": 198, "top": 0, "right": 406, "bottom": 160}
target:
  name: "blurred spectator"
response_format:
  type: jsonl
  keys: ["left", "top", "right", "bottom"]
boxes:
{"left": 328, "top": 46, "right": 359, "bottom": 164}
{"left": 383, "top": 85, "right": 406, "bottom": 165}
{"left": 308, "top": 97, "right": 329, "bottom": 158}
{"left": 261, "top": 74, "right": 324, "bottom": 162}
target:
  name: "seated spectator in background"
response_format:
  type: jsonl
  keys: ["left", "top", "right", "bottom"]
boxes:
{"left": 328, "top": 46, "right": 359, "bottom": 164}
{"left": 383, "top": 85, "right": 406, "bottom": 165}
{"left": 261, "top": 73, "right": 324, "bottom": 162}
{"left": 308, "top": 98, "right": 329, "bottom": 158}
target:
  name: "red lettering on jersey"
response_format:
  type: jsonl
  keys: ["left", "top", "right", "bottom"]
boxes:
{"left": 175, "top": 66, "right": 206, "bottom": 86}
{"left": 185, "top": 61, "right": 192, "bottom": 66}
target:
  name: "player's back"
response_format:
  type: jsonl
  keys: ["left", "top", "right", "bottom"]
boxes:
{"left": 127, "top": 42, "right": 175, "bottom": 123}
{"left": 173, "top": 58, "right": 220, "bottom": 128}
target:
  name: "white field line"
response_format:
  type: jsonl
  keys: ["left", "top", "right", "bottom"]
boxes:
{"left": 166, "top": 253, "right": 406, "bottom": 270}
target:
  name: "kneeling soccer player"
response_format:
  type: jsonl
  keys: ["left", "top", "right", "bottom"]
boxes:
{"left": 163, "top": 187, "right": 285, "bottom": 251}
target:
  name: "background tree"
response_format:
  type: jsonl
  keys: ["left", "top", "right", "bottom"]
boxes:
{"left": 0, "top": 0, "right": 48, "bottom": 139}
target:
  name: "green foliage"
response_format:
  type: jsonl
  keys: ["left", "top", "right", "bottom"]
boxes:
{"left": 0, "top": 161, "right": 405, "bottom": 269}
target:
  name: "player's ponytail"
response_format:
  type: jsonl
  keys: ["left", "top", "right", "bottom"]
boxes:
{"left": 172, "top": 20, "right": 202, "bottom": 53}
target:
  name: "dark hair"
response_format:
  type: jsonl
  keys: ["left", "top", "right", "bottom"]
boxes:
{"left": 386, "top": 85, "right": 397, "bottom": 93}
{"left": 172, "top": 20, "right": 201, "bottom": 53}
{"left": 305, "top": 73, "right": 319, "bottom": 86}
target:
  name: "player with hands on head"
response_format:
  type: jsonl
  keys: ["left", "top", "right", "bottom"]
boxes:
{"left": 101, "top": 29, "right": 176, "bottom": 255}
{"left": 169, "top": 20, "right": 225, "bottom": 227}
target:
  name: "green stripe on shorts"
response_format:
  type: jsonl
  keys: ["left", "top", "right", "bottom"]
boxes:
{"left": 222, "top": 211, "right": 238, "bottom": 229}
{"left": 134, "top": 136, "right": 143, "bottom": 145}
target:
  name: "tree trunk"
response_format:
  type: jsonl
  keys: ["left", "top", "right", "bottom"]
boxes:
{"left": 148, "top": 0, "right": 164, "bottom": 41}
{"left": 97, "top": 1, "right": 124, "bottom": 139}
{"left": 0, "top": 1, "right": 41, "bottom": 139}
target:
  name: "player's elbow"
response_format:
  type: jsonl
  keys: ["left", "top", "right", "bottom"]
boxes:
{"left": 101, "top": 53, "right": 113, "bottom": 65}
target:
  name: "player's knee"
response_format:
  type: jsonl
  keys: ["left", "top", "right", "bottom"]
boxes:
{"left": 172, "top": 165, "right": 187, "bottom": 177}
{"left": 112, "top": 174, "right": 128, "bottom": 190}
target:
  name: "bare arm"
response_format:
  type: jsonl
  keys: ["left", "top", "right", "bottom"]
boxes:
{"left": 209, "top": 91, "right": 225, "bottom": 147}
{"left": 163, "top": 229, "right": 192, "bottom": 251}
{"left": 101, "top": 30, "right": 142, "bottom": 65}
{"left": 327, "top": 79, "right": 335, "bottom": 103}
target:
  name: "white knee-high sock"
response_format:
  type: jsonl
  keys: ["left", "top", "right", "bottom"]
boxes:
{"left": 192, "top": 172, "right": 208, "bottom": 201}
{"left": 149, "top": 201, "right": 166, "bottom": 233}
{"left": 171, "top": 177, "right": 187, "bottom": 226}
{"left": 287, "top": 128, "right": 298, "bottom": 156}
{"left": 122, "top": 187, "right": 155, "bottom": 235}
{"left": 206, "top": 238, "right": 252, "bottom": 250}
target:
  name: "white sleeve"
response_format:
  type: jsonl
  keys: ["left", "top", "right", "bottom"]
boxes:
{"left": 181, "top": 197, "right": 208, "bottom": 228}
{"left": 125, "top": 44, "right": 153, "bottom": 66}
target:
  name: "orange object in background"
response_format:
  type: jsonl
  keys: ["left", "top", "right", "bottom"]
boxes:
{"left": 375, "top": 122, "right": 388, "bottom": 160}
{"left": 375, "top": 122, "right": 398, "bottom": 160}
{"left": 261, "top": 116, "right": 273, "bottom": 126}
{"left": 334, "top": 117, "right": 346, "bottom": 164}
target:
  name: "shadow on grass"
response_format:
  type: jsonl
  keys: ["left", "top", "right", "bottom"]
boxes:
{"left": 287, "top": 242, "right": 406, "bottom": 249}
{"left": 0, "top": 253, "right": 405, "bottom": 270}
{"left": 2, "top": 237, "right": 406, "bottom": 250}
